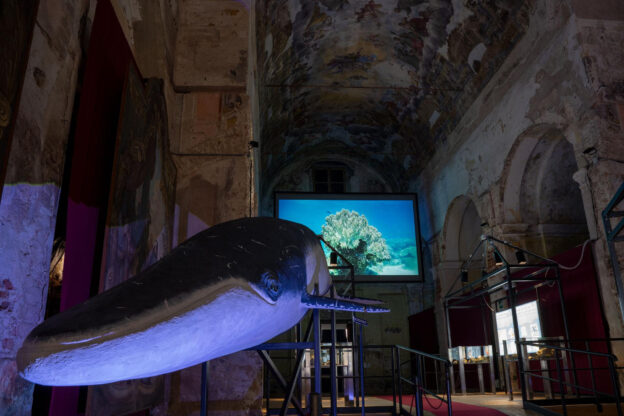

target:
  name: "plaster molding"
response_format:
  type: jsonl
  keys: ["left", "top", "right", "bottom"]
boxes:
{"left": 573, "top": 167, "right": 599, "bottom": 239}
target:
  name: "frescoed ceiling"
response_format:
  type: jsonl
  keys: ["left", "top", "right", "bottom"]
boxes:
{"left": 257, "top": 0, "right": 533, "bottom": 190}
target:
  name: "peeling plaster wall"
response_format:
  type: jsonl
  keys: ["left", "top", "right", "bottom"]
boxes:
{"left": 113, "top": 0, "right": 182, "bottom": 149}
{"left": 174, "top": 0, "right": 249, "bottom": 88}
{"left": 412, "top": 0, "right": 624, "bottom": 361}
{"left": 0, "top": 1, "right": 89, "bottom": 413}
{"left": 167, "top": 1, "right": 260, "bottom": 413}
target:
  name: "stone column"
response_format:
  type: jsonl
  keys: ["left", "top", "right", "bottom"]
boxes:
{"left": 0, "top": 1, "right": 89, "bottom": 413}
{"left": 573, "top": 168, "right": 599, "bottom": 240}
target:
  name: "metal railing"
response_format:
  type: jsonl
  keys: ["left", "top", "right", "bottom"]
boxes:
{"left": 395, "top": 345, "right": 453, "bottom": 416}
{"left": 259, "top": 343, "right": 454, "bottom": 416}
{"left": 517, "top": 339, "right": 623, "bottom": 416}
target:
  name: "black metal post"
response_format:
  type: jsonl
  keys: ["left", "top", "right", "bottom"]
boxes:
{"left": 608, "top": 357, "right": 623, "bottom": 416}
{"left": 330, "top": 309, "right": 337, "bottom": 416}
{"left": 586, "top": 341, "right": 597, "bottom": 405}
{"left": 280, "top": 320, "right": 313, "bottom": 416}
{"left": 391, "top": 346, "right": 397, "bottom": 416}
{"left": 414, "top": 354, "right": 423, "bottom": 416}
{"left": 446, "top": 364, "right": 453, "bottom": 416}
{"left": 445, "top": 299, "right": 453, "bottom": 351}
{"left": 265, "top": 360, "right": 271, "bottom": 416}
{"left": 555, "top": 267, "right": 579, "bottom": 398}
{"left": 554, "top": 349, "right": 567, "bottom": 416}
{"left": 505, "top": 263, "right": 528, "bottom": 405}
{"left": 397, "top": 348, "right": 403, "bottom": 414}
{"left": 200, "top": 361, "right": 209, "bottom": 416}
{"left": 313, "top": 308, "right": 321, "bottom": 397}
{"left": 359, "top": 324, "right": 365, "bottom": 416}
{"left": 258, "top": 350, "right": 305, "bottom": 416}
{"left": 297, "top": 321, "right": 302, "bottom": 404}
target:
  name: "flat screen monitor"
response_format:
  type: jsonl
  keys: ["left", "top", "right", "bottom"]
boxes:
{"left": 275, "top": 192, "right": 422, "bottom": 282}
{"left": 495, "top": 300, "right": 542, "bottom": 354}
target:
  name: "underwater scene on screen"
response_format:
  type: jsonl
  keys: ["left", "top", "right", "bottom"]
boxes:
{"left": 278, "top": 199, "right": 419, "bottom": 276}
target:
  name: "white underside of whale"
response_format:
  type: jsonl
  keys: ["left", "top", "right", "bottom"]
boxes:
{"left": 19, "top": 279, "right": 307, "bottom": 386}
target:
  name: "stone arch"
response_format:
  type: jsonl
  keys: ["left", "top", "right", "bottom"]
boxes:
{"left": 260, "top": 153, "right": 394, "bottom": 216}
{"left": 501, "top": 126, "right": 588, "bottom": 256}
{"left": 434, "top": 195, "right": 484, "bottom": 354}
{"left": 441, "top": 195, "right": 483, "bottom": 263}
{"left": 439, "top": 195, "right": 483, "bottom": 295}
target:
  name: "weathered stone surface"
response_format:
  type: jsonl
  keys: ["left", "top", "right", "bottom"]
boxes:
{"left": 174, "top": 0, "right": 248, "bottom": 88}
{"left": 0, "top": 0, "right": 88, "bottom": 412}
{"left": 171, "top": 352, "right": 262, "bottom": 416}
{"left": 257, "top": 0, "right": 534, "bottom": 194}
{"left": 178, "top": 92, "right": 251, "bottom": 154}
{"left": 408, "top": 0, "right": 624, "bottom": 364}
{"left": 0, "top": 184, "right": 64, "bottom": 413}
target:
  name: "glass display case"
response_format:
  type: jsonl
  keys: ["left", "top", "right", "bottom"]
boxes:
{"left": 448, "top": 345, "right": 496, "bottom": 395}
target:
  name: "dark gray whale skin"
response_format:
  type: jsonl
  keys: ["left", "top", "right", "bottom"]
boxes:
{"left": 18, "top": 217, "right": 327, "bottom": 386}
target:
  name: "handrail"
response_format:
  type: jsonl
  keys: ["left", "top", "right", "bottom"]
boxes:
{"left": 394, "top": 344, "right": 453, "bottom": 416}
{"left": 518, "top": 340, "right": 623, "bottom": 416}
{"left": 395, "top": 345, "right": 452, "bottom": 366}
{"left": 518, "top": 340, "right": 618, "bottom": 360}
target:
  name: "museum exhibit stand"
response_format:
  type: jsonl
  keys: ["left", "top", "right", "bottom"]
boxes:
{"left": 443, "top": 230, "right": 624, "bottom": 416}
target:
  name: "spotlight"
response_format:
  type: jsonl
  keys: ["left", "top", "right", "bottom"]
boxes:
{"left": 493, "top": 251, "right": 503, "bottom": 266}
{"left": 461, "top": 270, "right": 468, "bottom": 283}
{"left": 515, "top": 250, "right": 527, "bottom": 265}
{"left": 330, "top": 252, "right": 338, "bottom": 267}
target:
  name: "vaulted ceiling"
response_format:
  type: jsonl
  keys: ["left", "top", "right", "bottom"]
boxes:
{"left": 257, "top": 0, "right": 533, "bottom": 190}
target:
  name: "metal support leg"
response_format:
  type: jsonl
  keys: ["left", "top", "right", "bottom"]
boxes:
{"left": 446, "top": 364, "right": 453, "bottom": 416}
{"left": 313, "top": 308, "right": 321, "bottom": 397}
{"left": 201, "top": 361, "right": 209, "bottom": 416}
{"left": 502, "top": 341, "right": 513, "bottom": 401}
{"left": 391, "top": 347, "right": 397, "bottom": 416}
{"left": 414, "top": 355, "right": 423, "bottom": 416}
{"left": 265, "top": 361, "right": 271, "bottom": 416}
{"left": 397, "top": 348, "right": 403, "bottom": 414}
{"left": 280, "top": 321, "right": 313, "bottom": 416}
{"left": 555, "top": 350, "right": 567, "bottom": 416}
{"left": 330, "top": 309, "right": 337, "bottom": 416}
{"left": 358, "top": 324, "right": 365, "bottom": 416}
{"left": 505, "top": 263, "right": 528, "bottom": 405}
{"left": 258, "top": 350, "right": 305, "bottom": 416}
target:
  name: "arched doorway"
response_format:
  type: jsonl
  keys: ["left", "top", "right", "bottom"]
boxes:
{"left": 435, "top": 195, "right": 484, "bottom": 352}
{"left": 502, "top": 128, "right": 588, "bottom": 257}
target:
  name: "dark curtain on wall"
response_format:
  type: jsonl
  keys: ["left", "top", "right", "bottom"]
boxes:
{"left": 49, "top": 0, "right": 136, "bottom": 414}
{"left": 408, "top": 307, "right": 439, "bottom": 354}
{"left": 0, "top": 0, "right": 39, "bottom": 203}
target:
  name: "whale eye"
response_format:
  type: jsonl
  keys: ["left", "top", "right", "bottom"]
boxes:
{"left": 261, "top": 270, "right": 282, "bottom": 301}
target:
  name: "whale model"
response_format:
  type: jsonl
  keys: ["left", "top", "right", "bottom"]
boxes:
{"left": 18, "top": 217, "right": 388, "bottom": 386}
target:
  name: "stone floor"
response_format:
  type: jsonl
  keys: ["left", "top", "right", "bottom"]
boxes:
{"left": 444, "top": 393, "right": 541, "bottom": 416}
{"left": 265, "top": 394, "right": 543, "bottom": 415}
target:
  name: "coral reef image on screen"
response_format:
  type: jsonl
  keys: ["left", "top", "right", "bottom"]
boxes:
{"left": 278, "top": 198, "right": 419, "bottom": 276}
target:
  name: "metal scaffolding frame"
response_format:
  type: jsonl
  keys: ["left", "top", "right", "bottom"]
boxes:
{"left": 602, "top": 182, "right": 624, "bottom": 324}
{"left": 443, "top": 235, "right": 573, "bottom": 403}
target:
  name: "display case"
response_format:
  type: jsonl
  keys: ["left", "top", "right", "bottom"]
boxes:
{"left": 448, "top": 345, "right": 496, "bottom": 395}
